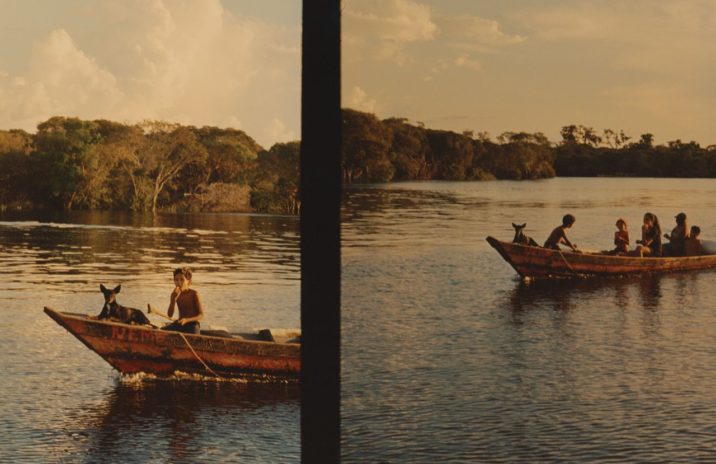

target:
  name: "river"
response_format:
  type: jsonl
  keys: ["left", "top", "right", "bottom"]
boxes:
{"left": 0, "top": 211, "right": 300, "bottom": 463}
{"left": 341, "top": 177, "right": 716, "bottom": 462}
{"left": 3, "top": 178, "right": 716, "bottom": 462}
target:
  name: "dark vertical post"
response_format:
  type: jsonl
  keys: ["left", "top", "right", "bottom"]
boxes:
{"left": 301, "top": 0, "right": 341, "bottom": 462}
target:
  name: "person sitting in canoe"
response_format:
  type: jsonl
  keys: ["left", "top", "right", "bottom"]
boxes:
{"left": 634, "top": 212, "right": 662, "bottom": 257}
{"left": 161, "top": 267, "right": 204, "bottom": 334}
{"left": 684, "top": 225, "right": 703, "bottom": 256}
{"left": 612, "top": 218, "right": 630, "bottom": 255}
{"left": 663, "top": 212, "right": 689, "bottom": 256}
{"left": 543, "top": 214, "right": 578, "bottom": 252}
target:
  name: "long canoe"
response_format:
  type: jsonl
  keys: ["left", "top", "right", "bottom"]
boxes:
{"left": 486, "top": 236, "right": 716, "bottom": 279}
{"left": 44, "top": 307, "right": 300, "bottom": 381}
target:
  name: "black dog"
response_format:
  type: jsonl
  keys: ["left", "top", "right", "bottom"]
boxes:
{"left": 512, "top": 223, "right": 539, "bottom": 247}
{"left": 98, "top": 284, "right": 153, "bottom": 326}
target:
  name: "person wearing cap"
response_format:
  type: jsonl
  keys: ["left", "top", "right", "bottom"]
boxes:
{"left": 663, "top": 212, "right": 689, "bottom": 256}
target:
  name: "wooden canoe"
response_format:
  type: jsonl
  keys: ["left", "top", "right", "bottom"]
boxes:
{"left": 486, "top": 236, "right": 716, "bottom": 279}
{"left": 44, "top": 307, "right": 300, "bottom": 381}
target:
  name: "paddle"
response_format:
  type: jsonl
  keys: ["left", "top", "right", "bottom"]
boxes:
{"left": 147, "top": 304, "right": 174, "bottom": 321}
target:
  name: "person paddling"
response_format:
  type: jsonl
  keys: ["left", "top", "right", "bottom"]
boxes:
{"left": 544, "top": 214, "right": 578, "bottom": 252}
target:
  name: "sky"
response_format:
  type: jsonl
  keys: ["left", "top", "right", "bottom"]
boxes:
{"left": 342, "top": 0, "right": 716, "bottom": 146}
{"left": 2, "top": 1, "right": 714, "bottom": 149}
{"left": 0, "top": 0, "right": 301, "bottom": 149}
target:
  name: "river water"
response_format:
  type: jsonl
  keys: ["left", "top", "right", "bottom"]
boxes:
{"left": 341, "top": 177, "right": 716, "bottom": 462}
{"left": 0, "top": 211, "right": 300, "bottom": 463}
{"left": 4, "top": 178, "right": 716, "bottom": 462}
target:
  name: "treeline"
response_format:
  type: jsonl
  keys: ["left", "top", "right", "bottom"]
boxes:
{"left": 554, "top": 129, "right": 716, "bottom": 177}
{"left": 3, "top": 111, "right": 716, "bottom": 215}
{"left": 0, "top": 117, "right": 299, "bottom": 214}
{"left": 342, "top": 109, "right": 554, "bottom": 182}
{"left": 342, "top": 109, "right": 716, "bottom": 182}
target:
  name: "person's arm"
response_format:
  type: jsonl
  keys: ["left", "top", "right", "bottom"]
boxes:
{"left": 179, "top": 291, "right": 204, "bottom": 325}
{"left": 167, "top": 286, "right": 181, "bottom": 319}
{"left": 561, "top": 229, "right": 577, "bottom": 250}
{"left": 639, "top": 226, "right": 653, "bottom": 246}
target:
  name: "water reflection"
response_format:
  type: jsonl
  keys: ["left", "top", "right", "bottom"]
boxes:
{"left": 74, "top": 380, "right": 299, "bottom": 463}
{"left": 0, "top": 211, "right": 300, "bottom": 289}
{"left": 505, "top": 274, "right": 672, "bottom": 316}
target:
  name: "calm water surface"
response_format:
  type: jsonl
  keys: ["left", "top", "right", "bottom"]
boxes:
{"left": 341, "top": 177, "right": 716, "bottom": 462}
{"left": 0, "top": 211, "right": 300, "bottom": 463}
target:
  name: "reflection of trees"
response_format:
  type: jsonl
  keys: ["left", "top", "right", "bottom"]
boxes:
{"left": 0, "top": 212, "right": 299, "bottom": 279}
{"left": 76, "top": 380, "right": 298, "bottom": 463}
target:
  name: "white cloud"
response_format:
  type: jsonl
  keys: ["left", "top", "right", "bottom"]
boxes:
{"left": 438, "top": 15, "right": 525, "bottom": 51}
{"left": 0, "top": 0, "right": 300, "bottom": 148}
{"left": 453, "top": 54, "right": 482, "bottom": 72}
{"left": 0, "top": 28, "right": 123, "bottom": 129}
{"left": 344, "top": 86, "right": 379, "bottom": 113}
{"left": 343, "top": 0, "right": 438, "bottom": 64}
{"left": 522, "top": 1, "right": 716, "bottom": 42}
{"left": 264, "top": 117, "right": 296, "bottom": 144}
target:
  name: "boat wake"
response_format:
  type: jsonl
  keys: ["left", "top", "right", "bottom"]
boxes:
{"left": 118, "top": 371, "right": 294, "bottom": 384}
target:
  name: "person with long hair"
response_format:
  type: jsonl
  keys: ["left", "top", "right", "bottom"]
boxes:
{"left": 635, "top": 212, "right": 662, "bottom": 257}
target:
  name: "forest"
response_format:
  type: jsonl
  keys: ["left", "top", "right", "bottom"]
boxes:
{"left": 1, "top": 111, "right": 715, "bottom": 215}
{"left": 0, "top": 117, "right": 298, "bottom": 215}
{"left": 342, "top": 109, "right": 716, "bottom": 183}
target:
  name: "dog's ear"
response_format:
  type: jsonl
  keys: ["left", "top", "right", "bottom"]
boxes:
{"left": 100, "top": 284, "right": 107, "bottom": 292}
{"left": 113, "top": 285, "right": 121, "bottom": 294}
{"left": 521, "top": 223, "right": 526, "bottom": 228}
{"left": 512, "top": 223, "right": 518, "bottom": 228}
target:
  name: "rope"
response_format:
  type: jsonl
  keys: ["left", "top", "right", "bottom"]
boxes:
{"left": 556, "top": 248, "right": 580, "bottom": 276}
{"left": 178, "top": 332, "right": 223, "bottom": 379}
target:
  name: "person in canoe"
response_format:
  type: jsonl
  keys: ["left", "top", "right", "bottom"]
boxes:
{"left": 634, "top": 212, "right": 662, "bottom": 257}
{"left": 161, "top": 267, "right": 204, "bottom": 334}
{"left": 612, "top": 218, "right": 630, "bottom": 255}
{"left": 543, "top": 214, "right": 579, "bottom": 252}
{"left": 684, "top": 225, "right": 703, "bottom": 256}
{"left": 663, "top": 212, "right": 689, "bottom": 256}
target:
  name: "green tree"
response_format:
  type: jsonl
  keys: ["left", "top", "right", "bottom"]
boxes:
{"left": 342, "top": 109, "right": 393, "bottom": 182}
{"left": 31, "top": 117, "right": 111, "bottom": 210}
{"left": 0, "top": 129, "right": 33, "bottom": 206}
{"left": 140, "top": 122, "right": 208, "bottom": 214}
{"left": 251, "top": 141, "right": 300, "bottom": 214}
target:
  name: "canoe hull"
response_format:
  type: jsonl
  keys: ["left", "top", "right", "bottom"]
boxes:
{"left": 486, "top": 236, "right": 716, "bottom": 279}
{"left": 45, "top": 307, "right": 300, "bottom": 381}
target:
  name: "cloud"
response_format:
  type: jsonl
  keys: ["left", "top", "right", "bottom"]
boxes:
{"left": 453, "top": 54, "right": 482, "bottom": 72}
{"left": 265, "top": 117, "right": 296, "bottom": 144}
{"left": 438, "top": 15, "right": 525, "bottom": 51}
{"left": 344, "top": 86, "right": 379, "bottom": 113}
{"left": 522, "top": 1, "right": 716, "bottom": 42}
{"left": 0, "top": 0, "right": 300, "bottom": 148}
{"left": 0, "top": 28, "right": 123, "bottom": 129}
{"left": 343, "top": 0, "right": 438, "bottom": 64}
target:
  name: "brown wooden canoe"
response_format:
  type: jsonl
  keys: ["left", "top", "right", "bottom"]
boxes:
{"left": 44, "top": 307, "right": 300, "bottom": 381}
{"left": 486, "top": 236, "right": 716, "bottom": 279}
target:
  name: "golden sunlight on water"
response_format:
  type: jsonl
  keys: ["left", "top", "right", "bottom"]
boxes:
{"left": 341, "top": 178, "right": 716, "bottom": 462}
{"left": 0, "top": 211, "right": 299, "bottom": 463}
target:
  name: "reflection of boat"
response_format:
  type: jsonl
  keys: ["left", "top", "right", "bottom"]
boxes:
{"left": 76, "top": 381, "right": 299, "bottom": 462}
{"left": 487, "top": 236, "right": 716, "bottom": 279}
{"left": 44, "top": 307, "right": 300, "bottom": 381}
